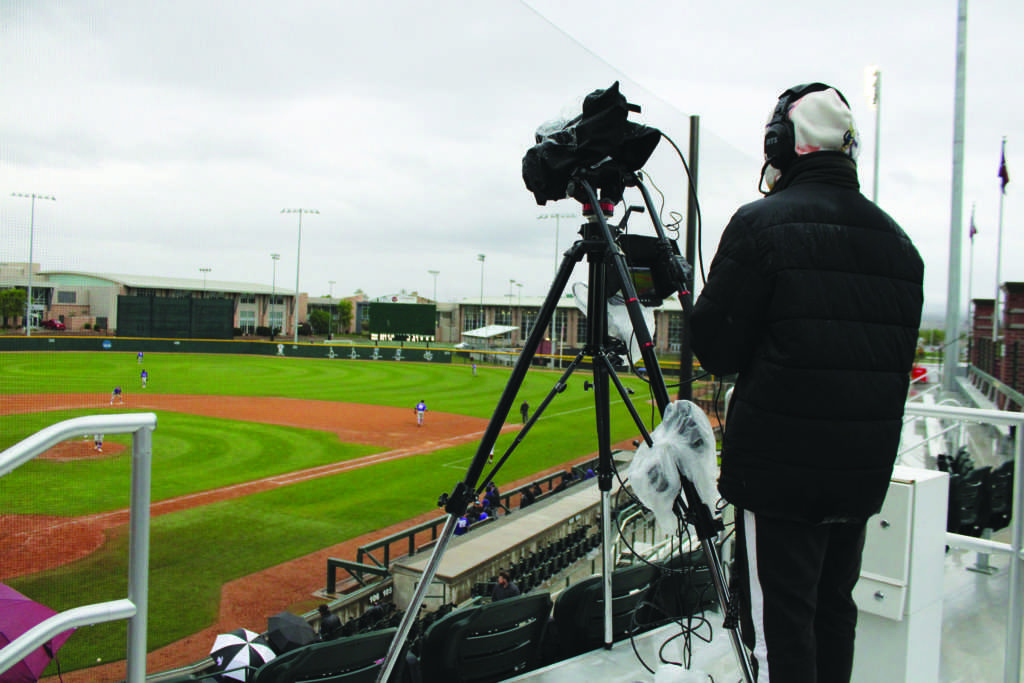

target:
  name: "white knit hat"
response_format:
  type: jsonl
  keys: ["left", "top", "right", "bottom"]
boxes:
{"left": 764, "top": 86, "right": 860, "bottom": 190}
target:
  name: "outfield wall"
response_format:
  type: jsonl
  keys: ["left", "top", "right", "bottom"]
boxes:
{"left": 0, "top": 335, "right": 453, "bottom": 363}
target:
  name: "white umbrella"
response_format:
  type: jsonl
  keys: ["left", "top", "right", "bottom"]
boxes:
{"left": 209, "top": 628, "right": 276, "bottom": 682}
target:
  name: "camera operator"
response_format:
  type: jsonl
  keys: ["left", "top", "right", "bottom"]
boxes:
{"left": 691, "top": 83, "right": 924, "bottom": 682}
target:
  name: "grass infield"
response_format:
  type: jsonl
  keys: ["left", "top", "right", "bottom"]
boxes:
{"left": 0, "top": 351, "right": 653, "bottom": 672}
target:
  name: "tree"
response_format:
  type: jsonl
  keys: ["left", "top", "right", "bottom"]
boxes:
{"left": 0, "top": 288, "right": 26, "bottom": 329}
{"left": 337, "top": 300, "right": 353, "bottom": 333}
{"left": 309, "top": 309, "right": 331, "bottom": 335}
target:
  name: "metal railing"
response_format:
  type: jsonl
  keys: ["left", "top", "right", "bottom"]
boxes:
{"left": 0, "top": 413, "right": 157, "bottom": 683}
{"left": 904, "top": 402, "right": 1023, "bottom": 683}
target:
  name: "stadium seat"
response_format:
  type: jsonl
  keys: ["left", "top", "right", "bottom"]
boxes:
{"left": 551, "top": 562, "right": 659, "bottom": 657}
{"left": 637, "top": 549, "right": 718, "bottom": 627}
{"left": 251, "top": 627, "right": 408, "bottom": 683}
{"left": 987, "top": 460, "right": 1015, "bottom": 531}
{"left": 419, "top": 592, "right": 553, "bottom": 683}
{"left": 947, "top": 466, "right": 991, "bottom": 536}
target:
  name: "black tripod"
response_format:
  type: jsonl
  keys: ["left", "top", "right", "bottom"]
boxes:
{"left": 377, "top": 176, "right": 754, "bottom": 682}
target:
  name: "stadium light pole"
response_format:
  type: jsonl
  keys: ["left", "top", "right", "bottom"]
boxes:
{"left": 281, "top": 208, "right": 319, "bottom": 343}
{"left": 198, "top": 267, "right": 211, "bottom": 295}
{"left": 329, "top": 280, "right": 336, "bottom": 336}
{"left": 507, "top": 279, "right": 516, "bottom": 320}
{"left": 516, "top": 282, "right": 523, "bottom": 344}
{"left": 864, "top": 65, "right": 882, "bottom": 203}
{"left": 270, "top": 253, "right": 281, "bottom": 335}
{"left": 428, "top": 270, "right": 439, "bottom": 303}
{"left": 537, "top": 213, "right": 575, "bottom": 280}
{"left": 477, "top": 254, "right": 485, "bottom": 328}
{"left": 428, "top": 269, "right": 440, "bottom": 329}
{"left": 11, "top": 192, "right": 55, "bottom": 337}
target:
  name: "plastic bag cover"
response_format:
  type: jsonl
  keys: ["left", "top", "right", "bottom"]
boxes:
{"left": 627, "top": 400, "right": 719, "bottom": 535}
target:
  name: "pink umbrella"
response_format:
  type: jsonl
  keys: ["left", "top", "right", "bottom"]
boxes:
{"left": 0, "top": 583, "right": 75, "bottom": 683}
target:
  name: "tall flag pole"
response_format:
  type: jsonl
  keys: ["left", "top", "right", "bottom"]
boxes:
{"left": 968, "top": 203, "right": 976, "bottom": 321}
{"left": 994, "top": 137, "right": 1009, "bottom": 339}
{"left": 943, "top": 0, "right": 968, "bottom": 394}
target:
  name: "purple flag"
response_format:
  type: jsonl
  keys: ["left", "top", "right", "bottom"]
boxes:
{"left": 1000, "top": 142, "right": 1010, "bottom": 193}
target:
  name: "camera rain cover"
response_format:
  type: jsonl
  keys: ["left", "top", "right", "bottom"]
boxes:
{"left": 627, "top": 400, "right": 719, "bottom": 535}
{"left": 522, "top": 81, "right": 662, "bottom": 205}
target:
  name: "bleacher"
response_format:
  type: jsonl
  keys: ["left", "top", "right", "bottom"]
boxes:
{"left": 162, "top": 547, "right": 716, "bottom": 683}
{"left": 939, "top": 447, "right": 1015, "bottom": 539}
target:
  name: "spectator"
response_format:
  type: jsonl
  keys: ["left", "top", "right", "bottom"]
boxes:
{"left": 491, "top": 571, "right": 521, "bottom": 602}
{"left": 519, "top": 486, "right": 536, "bottom": 509}
{"left": 317, "top": 604, "right": 342, "bottom": 641}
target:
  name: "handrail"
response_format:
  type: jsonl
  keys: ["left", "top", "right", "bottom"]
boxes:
{"left": 0, "top": 413, "right": 157, "bottom": 683}
{"left": 903, "top": 402, "right": 1023, "bottom": 683}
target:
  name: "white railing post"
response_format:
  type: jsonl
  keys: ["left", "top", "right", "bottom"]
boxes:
{"left": 0, "top": 414, "right": 157, "bottom": 682}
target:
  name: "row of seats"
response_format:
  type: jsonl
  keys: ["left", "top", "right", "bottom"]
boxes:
{"left": 172, "top": 553, "right": 717, "bottom": 683}
{"left": 940, "top": 447, "right": 1015, "bottom": 536}
{"left": 471, "top": 526, "right": 600, "bottom": 597}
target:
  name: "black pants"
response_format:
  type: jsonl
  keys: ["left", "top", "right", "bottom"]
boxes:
{"left": 732, "top": 508, "right": 866, "bottom": 683}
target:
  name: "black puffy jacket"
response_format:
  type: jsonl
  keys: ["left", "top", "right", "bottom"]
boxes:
{"left": 691, "top": 153, "right": 924, "bottom": 523}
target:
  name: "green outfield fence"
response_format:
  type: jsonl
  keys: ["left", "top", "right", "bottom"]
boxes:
{"left": 0, "top": 335, "right": 695, "bottom": 375}
{"left": 0, "top": 335, "right": 454, "bottom": 363}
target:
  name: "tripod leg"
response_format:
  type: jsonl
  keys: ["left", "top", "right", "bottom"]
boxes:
{"left": 376, "top": 239, "right": 587, "bottom": 683}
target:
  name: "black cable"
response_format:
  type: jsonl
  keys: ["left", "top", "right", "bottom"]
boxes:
{"left": 657, "top": 132, "right": 707, "bottom": 287}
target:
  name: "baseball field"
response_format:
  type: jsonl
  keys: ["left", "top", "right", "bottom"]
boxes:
{"left": 0, "top": 350, "right": 652, "bottom": 677}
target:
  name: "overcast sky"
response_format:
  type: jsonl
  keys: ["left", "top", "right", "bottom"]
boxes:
{"left": 1, "top": 1, "right": 1020, "bottom": 324}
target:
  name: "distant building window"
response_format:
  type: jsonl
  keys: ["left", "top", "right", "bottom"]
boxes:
{"left": 239, "top": 293, "right": 256, "bottom": 304}
{"left": 239, "top": 310, "right": 256, "bottom": 333}
{"left": 57, "top": 291, "right": 77, "bottom": 304}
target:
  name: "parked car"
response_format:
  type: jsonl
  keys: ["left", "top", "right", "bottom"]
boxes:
{"left": 41, "top": 319, "right": 66, "bottom": 330}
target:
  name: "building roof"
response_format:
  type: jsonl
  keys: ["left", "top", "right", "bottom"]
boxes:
{"left": 463, "top": 325, "right": 519, "bottom": 339}
{"left": 40, "top": 271, "right": 280, "bottom": 295}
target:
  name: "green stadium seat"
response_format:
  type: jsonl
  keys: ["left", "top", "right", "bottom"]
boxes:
{"left": 419, "top": 592, "right": 552, "bottom": 683}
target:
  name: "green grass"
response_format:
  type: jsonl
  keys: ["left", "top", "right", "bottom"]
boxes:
{"left": 1, "top": 351, "right": 653, "bottom": 673}
{"left": 0, "top": 409, "right": 381, "bottom": 515}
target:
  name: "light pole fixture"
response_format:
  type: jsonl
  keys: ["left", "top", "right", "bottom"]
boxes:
{"left": 281, "top": 208, "right": 319, "bottom": 343}
{"left": 199, "top": 267, "right": 212, "bottom": 294}
{"left": 11, "top": 192, "right": 55, "bottom": 336}
{"left": 477, "top": 254, "right": 486, "bottom": 327}
{"left": 270, "top": 253, "right": 281, "bottom": 335}
{"left": 537, "top": 213, "right": 575, "bottom": 280}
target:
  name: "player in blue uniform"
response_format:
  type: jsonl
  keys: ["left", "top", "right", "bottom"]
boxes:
{"left": 415, "top": 400, "right": 427, "bottom": 426}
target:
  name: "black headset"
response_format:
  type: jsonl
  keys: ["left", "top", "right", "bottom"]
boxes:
{"left": 763, "top": 82, "right": 850, "bottom": 170}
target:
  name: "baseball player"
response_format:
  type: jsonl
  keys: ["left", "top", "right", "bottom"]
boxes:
{"left": 141, "top": 369, "right": 148, "bottom": 388}
{"left": 415, "top": 400, "right": 427, "bottom": 427}
{"left": 110, "top": 386, "right": 124, "bottom": 404}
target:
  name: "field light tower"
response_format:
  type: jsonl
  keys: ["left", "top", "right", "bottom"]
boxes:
{"left": 477, "top": 254, "right": 486, "bottom": 327}
{"left": 537, "top": 213, "right": 575, "bottom": 280}
{"left": 199, "top": 267, "right": 211, "bottom": 294}
{"left": 281, "top": 208, "right": 319, "bottom": 343}
{"left": 11, "top": 192, "right": 55, "bottom": 337}
{"left": 428, "top": 269, "right": 440, "bottom": 328}
{"left": 270, "top": 253, "right": 281, "bottom": 335}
